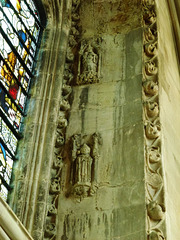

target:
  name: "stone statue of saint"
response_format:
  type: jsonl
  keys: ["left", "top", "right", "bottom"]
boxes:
{"left": 75, "top": 144, "right": 93, "bottom": 185}
{"left": 78, "top": 42, "right": 99, "bottom": 84}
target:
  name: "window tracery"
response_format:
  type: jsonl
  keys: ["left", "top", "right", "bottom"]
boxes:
{"left": 0, "top": 0, "right": 43, "bottom": 201}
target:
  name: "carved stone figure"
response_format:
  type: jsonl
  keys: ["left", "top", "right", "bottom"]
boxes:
{"left": 57, "top": 116, "right": 68, "bottom": 129}
{"left": 145, "top": 42, "right": 157, "bottom": 56}
{"left": 54, "top": 155, "right": 63, "bottom": 170}
{"left": 70, "top": 133, "right": 100, "bottom": 199}
{"left": 72, "top": 12, "right": 80, "bottom": 22}
{"left": 62, "top": 84, "right": 72, "bottom": 99}
{"left": 66, "top": 47, "right": 74, "bottom": 62}
{"left": 145, "top": 61, "right": 158, "bottom": 76}
{"left": 48, "top": 203, "right": 57, "bottom": 215}
{"left": 148, "top": 147, "right": 161, "bottom": 163}
{"left": 71, "top": 27, "right": 80, "bottom": 37}
{"left": 144, "top": 10, "right": 156, "bottom": 25}
{"left": 64, "top": 64, "right": 74, "bottom": 84}
{"left": 75, "top": 144, "right": 93, "bottom": 184}
{"left": 145, "top": 122, "right": 161, "bottom": 139}
{"left": 69, "top": 34, "right": 77, "bottom": 48}
{"left": 148, "top": 230, "right": 165, "bottom": 240}
{"left": 144, "top": 28, "right": 156, "bottom": 42}
{"left": 60, "top": 99, "right": 70, "bottom": 111}
{"left": 77, "top": 41, "right": 99, "bottom": 85}
{"left": 144, "top": 81, "right": 158, "bottom": 96}
{"left": 55, "top": 133, "right": 65, "bottom": 147}
{"left": 145, "top": 101, "right": 159, "bottom": 118}
{"left": 143, "top": 0, "right": 155, "bottom": 7}
{"left": 45, "top": 223, "right": 56, "bottom": 237}
{"left": 147, "top": 201, "right": 164, "bottom": 221}
{"left": 50, "top": 178, "right": 61, "bottom": 193}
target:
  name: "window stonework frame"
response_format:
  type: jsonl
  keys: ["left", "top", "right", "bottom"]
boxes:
{"left": 8, "top": 0, "right": 72, "bottom": 239}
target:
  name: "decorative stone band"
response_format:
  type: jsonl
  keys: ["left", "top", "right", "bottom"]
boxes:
{"left": 142, "top": 0, "right": 166, "bottom": 239}
{"left": 44, "top": 0, "right": 81, "bottom": 239}
{"left": 0, "top": 197, "right": 33, "bottom": 240}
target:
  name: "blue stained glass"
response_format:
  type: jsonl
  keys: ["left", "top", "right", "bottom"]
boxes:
{"left": 0, "top": 0, "right": 11, "bottom": 8}
{"left": 18, "top": 30, "right": 27, "bottom": 49}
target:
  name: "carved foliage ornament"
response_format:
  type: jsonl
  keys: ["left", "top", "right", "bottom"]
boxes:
{"left": 143, "top": 0, "right": 166, "bottom": 239}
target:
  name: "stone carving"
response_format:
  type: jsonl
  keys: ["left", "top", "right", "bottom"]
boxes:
{"left": 54, "top": 154, "right": 63, "bottom": 169}
{"left": 144, "top": 81, "right": 158, "bottom": 96}
{"left": 66, "top": 46, "right": 74, "bottom": 62}
{"left": 69, "top": 34, "right": 77, "bottom": 48}
{"left": 148, "top": 147, "right": 161, "bottom": 163}
{"left": 143, "top": 9, "right": 156, "bottom": 25}
{"left": 143, "top": 1, "right": 166, "bottom": 237}
{"left": 63, "top": 64, "right": 74, "bottom": 84}
{"left": 77, "top": 40, "right": 100, "bottom": 85}
{"left": 57, "top": 116, "right": 68, "bottom": 129}
{"left": 55, "top": 132, "right": 65, "bottom": 147}
{"left": 145, "top": 122, "right": 161, "bottom": 139}
{"left": 145, "top": 61, "right": 158, "bottom": 76}
{"left": 62, "top": 84, "right": 72, "bottom": 99}
{"left": 45, "top": 223, "right": 56, "bottom": 237}
{"left": 60, "top": 99, "right": 70, "bottom": 111}
{"left": 143, "top": 0, "right": 155, "bottom": 7}
{"left": 48, "top": 202, "right": 57, "bottom": 215}
{"left": 145, "top": 42, "right": 157, "bottom": 56}
{"left": 50, "top": 178, "right": 61, "bottom": 193}
{"left": 71, "top": 26, "right": 80, "bottom": 37}
{"left": 70, "top": 133, "right": 100, "bottom": 200}
{"left": 145, "top": 101, "right": 159, "bottom": 118}
{"left": 144, "top": 28, "right": 156, "bottom": 42}
{"left": 45, "top": 1, "right": 81, "bottom": 239}
{"left": 148, "top": 230, "right": 165, "bottom": 240}
{"left": 147, "top": 201, "right": 164, "bottom": 221}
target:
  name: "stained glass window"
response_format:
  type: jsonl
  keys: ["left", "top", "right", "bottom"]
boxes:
{"left": 0, "top": 0, "right": 43, "bottom": 201}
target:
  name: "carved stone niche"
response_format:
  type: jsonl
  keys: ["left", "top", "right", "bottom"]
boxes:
{"left": 147, "top": 201, "right": 164, "bottom": 221}
{"left": 69, "top": 133, "right": 101, "bottom": 200}
{"left": 145, "top": 122, "right": 161, "bottom": 139}
{"left": 145, "top": 101, "right": 159, "bottom": 118}
{"left": 148, "top": 230, "right": 165, "bottom": 240}
{"left": 143, "top": 81, "right": 158, "bottom": 96}
{"left": 76, "top": 39, "right": 101, "bottom": 85}
{"left": 145, "top": 61, "right": 158, "bottom": 76}
{"left": 144, "top": 42, "right": 157, "bottom": 57}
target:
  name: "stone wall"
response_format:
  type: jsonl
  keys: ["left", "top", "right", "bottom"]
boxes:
{"left": 56, "top": 1, "right": 146, "bottom": 239}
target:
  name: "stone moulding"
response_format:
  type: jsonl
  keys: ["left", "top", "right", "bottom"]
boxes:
{"left": 142, "top": 0, "right": 166, "bottom": 239}
{"left": 44, "top": 0, "right": 81, "bottom": 239}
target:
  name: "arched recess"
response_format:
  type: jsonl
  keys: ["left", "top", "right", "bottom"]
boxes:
{"left": 8, "top": 0, "right": 72, "bottom": 239}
